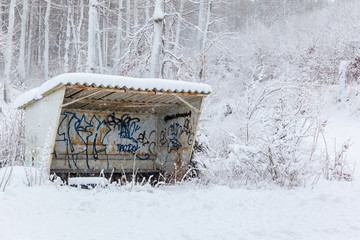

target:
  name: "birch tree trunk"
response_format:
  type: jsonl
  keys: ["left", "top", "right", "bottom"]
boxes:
{"left": 145, "top": 0, "right": 150, "bottom": 22}
{"left": 18, "top": 0, "right": 29, "bottom": 82}
{"left": 114, "top": 0, "right": 123, "bottom": 74}
{"left": 37, "top": 3, "right": 42, "bottom": 66}
{"left": 102, "top": 0, "right": 110, "bottom": 73}
{"left": 87, "top": 0, "right": 97, "bottom": 72}
{"left": 76, "top": 0, "right": 84, "bottom": 71}
{"left": 199, "top": 0, "right": 212, "bottom": 82}
{"left": 26, "top": 3, "right": 34, "bottom": 76}
{"left": 97, "top": 19, "right": 103, "bottom": 73}
{"left": 202, "top": 0, "right": 212, "bottom": 53}
{"left": 133, "top": 0, "right": 138, "bottom": 48}
{"left": 44, "top": 0, "right": 51, "bottom": 79}
{"left": 174, "top": 0, "right": 184, "bottom": 55}
{"left": 64, "top": 0, "right": 72, "bottom": 72}
{"left": 126, "top": 0, "right": 131, "bottom": 37}
{"left": 3, "top": 0, "right": 16, "bottom": 103}
{"left": 149, "top": 0, "right": 164, "bottom": 78}
{"left": 0, "top": 0, "right": 2, "bottom": 38}
{"left": 195, "top": 1, "right": 205, "bottom": 53}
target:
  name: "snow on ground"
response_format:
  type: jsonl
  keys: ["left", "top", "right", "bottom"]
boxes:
{"left": 323, "top": 108, "right": 360, "bottom": 175}
{"left": 321, "top": 86, "right": 360, "bottom": 177}
{"left": 1, "top": 173, "right": 360, "bottom": 240}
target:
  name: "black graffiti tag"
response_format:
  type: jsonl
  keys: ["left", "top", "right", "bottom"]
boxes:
{"left": 137, "top": 130, "right": 156, "bottom": 154}
{"left": 164, "top": 111, "right": 192, "bottom": 123}
{"left": 160, "top": 130, "right": 168, "bottom": 146}
{"left": 106, "top": 113, "right": 140, "bottom": 128}
{"left": 184, "top": 118, "right": 194, "bottom": 145}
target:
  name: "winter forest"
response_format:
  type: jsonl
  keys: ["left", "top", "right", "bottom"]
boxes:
{"left": 0, "top": 0, "right": 346, "bottom": 97}
{"left": 2, "top": 0, "right": 360, "bottom": 239}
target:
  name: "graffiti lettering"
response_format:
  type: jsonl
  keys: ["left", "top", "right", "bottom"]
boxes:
{"left": 164, "top": 111, "right": 192, "bottom": 123}
{"left": 56, "top": 112, "right": 111, "bottom": 169}
{"left": 169, "top": 123, "right": 184, "bottom": 149}
{"left": 54, "top": 112, "right": 155, "bottom": 169}
{"left": 184, "top": 119, "right": 194, "bottom": 145}
{"left": 159, "top": 115, "right": 195, "bottom": 153}
{"left": 160, "top": 130, "right": 168, "bottom": 146}
{"left": 117, "top": 143, "right": 139, "bottom": 154}
{"left": 107, "top": 113, "right": 140, "bottom": 128}
{"left": 137, "top": 130, "right": 156, "bottom": 154}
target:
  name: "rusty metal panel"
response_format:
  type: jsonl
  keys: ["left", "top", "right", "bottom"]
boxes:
{"left": 51, "top": 110, "right": 157, "bottom": 171}
{"left": 24, "top": 87, "right": 66, "bottom": 173}
{"left": 156, "top": 97, "right": 203, "bottom": 176}
{"left": 51, "top": 159, "right": 156, "bottom": 172}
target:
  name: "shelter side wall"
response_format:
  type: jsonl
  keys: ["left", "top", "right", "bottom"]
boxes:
{"left": 24, "top": 87, "right": 65, "bottom": 173}
{"left": 51, "top": 110, "right": 157, "bottom": 172}
{"left": 156, "top": 97, "right": 202, "bottom": 175}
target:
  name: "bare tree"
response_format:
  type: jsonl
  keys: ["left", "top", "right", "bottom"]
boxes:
{"left": 86, "top": 0, "right": 98, "bottom": 72}
{"left": 18, "top": 0, "right": 29, "bottom": 83}
{"left": 149, "top": 0, "right": 164, "bottom": 78}
{"left": 3, "top": 0, "right": 16, "bottom": 103}
{"left": 44, "top": 0, "right": 51, "bottom": 79}
{"left": 114, "top": 0, "right": 124, "bottom": 74}
{"left": 64, "top": 0, "right": 72, "bottom": 73}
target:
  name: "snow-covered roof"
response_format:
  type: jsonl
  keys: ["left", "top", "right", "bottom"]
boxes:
{"left": 14, "top": 73, "right": 212, "bottom": 109}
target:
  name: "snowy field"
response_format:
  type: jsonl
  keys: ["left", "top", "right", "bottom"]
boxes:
{"left": 1, "top": 174, "right": 360, "bottom": 240}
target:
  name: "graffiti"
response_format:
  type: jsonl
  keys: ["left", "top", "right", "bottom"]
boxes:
{"left": 159, "top": 114, "right": 195, "bottom": 152}
{"left": 137, "top": 130, "right": 156, "bottom": 154}
{"left": 107, "top": 113, "right": 140, "bottom": 128}
{"left": 54, "top": 111, "right": 155, "bottom": 169}
{"left": 164, "top": 111, "right": 192, "bottom": 123}
{"left": 117, "top": 143, "right": 139, "bottom": 154}
{"left": 169, "top": 123, "right": 184, "bottom": 149}
{"left": 184, "top": 119, "right": 195, "bottom": 145}
{"left": 56, "top": 111, "right": 111, "bottom": 169}
{"left": 159, "top": 122, "right": 185, "bottom": 152}
{"left": 54, "top": 109, "right": 198, "bottom": 170}
{"left": 160, "top": 130, "right": 168, "bottom": 146}
{"left": 89, "top": 115, "right": 110, "bottom": 160}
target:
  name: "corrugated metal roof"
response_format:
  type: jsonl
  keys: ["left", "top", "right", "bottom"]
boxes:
{"left": 62, "top": 86, "right": 201, "bottom": 113}
{"left": 15, "top": 73, "right": 212, "bottom": 109}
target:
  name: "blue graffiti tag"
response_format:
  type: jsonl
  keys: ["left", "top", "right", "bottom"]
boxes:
{"left": 55, "top": 111, "right": 111, "bottom": 169}
{"left": 117, "top": 143, "right": 139, "bottom": 154}
{"left": 169, "top": 123, "right": 184, "bottom": 149}
{"left": 106, "top": 113, "right": 146, "bottom": 158}
{"left": 54, "top": 112, "right": 152, "bottom": 169}
{"left": 88, "top": 115, "right": 111, "bottom": 168}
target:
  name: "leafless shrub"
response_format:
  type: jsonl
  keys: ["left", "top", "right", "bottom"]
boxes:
{"left": 0, "top": 105, "right": 24, "bottom": 191}
{"left": 195, "top": 83, "right": 324, "bottom": 188}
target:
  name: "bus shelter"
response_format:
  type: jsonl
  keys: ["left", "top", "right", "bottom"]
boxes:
{"left": 15, "top": 73, "right": 211, "bottom": 181}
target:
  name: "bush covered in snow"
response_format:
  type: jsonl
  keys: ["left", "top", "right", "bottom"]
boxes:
{"left": 0, "top": 104, "right": 24, "bottom": 191}
{"left": 195, "top": 82, "right": 327, "bottom": 188}
{"left": 0, "top": 104, "right": 24, "bottom": 167}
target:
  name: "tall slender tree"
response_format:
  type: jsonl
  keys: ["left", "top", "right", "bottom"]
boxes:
{"left": 3, "top": 0, "right": 16, "bottom": 102}
{"left": 149, "top": 0, "right": 164, "bottom": 78}
{"left": 44, "top": 0, "right": 51, "bottom": 79}
{"left": 87, "top": 0, "right": 98, "bottom": 72}
{"left": 64, "top": 0, "right": 72, "bottom": 72}
{"left": 18, "top": 0, "right": 29, "bottom": 83}
{"left": 114, "top": 0, "right": 123, "bottom": 74}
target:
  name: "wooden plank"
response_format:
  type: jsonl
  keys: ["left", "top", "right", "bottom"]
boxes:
{"left": 61, "top": 91, "right": 102, "bottom": 107}
{"left": 186, "top": 97, "right": 204, "bottom": 169}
